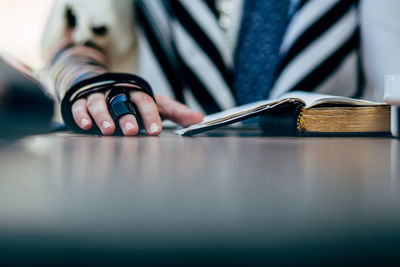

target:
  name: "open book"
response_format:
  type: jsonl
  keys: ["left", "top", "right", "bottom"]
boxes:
{"left": 176, "top": 91, "right": 391, "bottom": 136}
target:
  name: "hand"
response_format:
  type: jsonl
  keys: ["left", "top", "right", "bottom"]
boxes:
{"left": 71, "top": 91, "right": 204, "bottom": 136}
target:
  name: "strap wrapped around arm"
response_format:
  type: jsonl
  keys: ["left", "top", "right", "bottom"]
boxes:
{"left": 61, "top": 72, "right": 155, "bottom": 134}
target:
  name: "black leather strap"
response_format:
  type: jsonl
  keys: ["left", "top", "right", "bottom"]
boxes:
{"left": 106, "top": 87, "right": 144, "bottom": 133}
{"left": 61, "top": 73, "right": 154, "bottom": 135}
{"left": 107, "top": 88, "right": 136, "bottom": 121}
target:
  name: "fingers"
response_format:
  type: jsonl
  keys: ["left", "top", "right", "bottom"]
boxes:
{"left": 72, "top": 98, "right": 93, "bottom": 130}
{"left": 86, "top": 93, "right": 115, "bottom": 135}
{"left": 72, "top": 91, "right": 158, "bottom": 136}
{"left": 130, "top": 91, "right": 162, "bottom": 136}
{"left": 118, "top": 114, "right": 139, "bottom": 136}
{"left": 156, "top": 95, "right": 204, "bottom": 127}
{"left": 73, "top": 91, "right": 195, "bottom": 136}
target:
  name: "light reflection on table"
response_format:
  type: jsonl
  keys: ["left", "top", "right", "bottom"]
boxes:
{"left": 0, "top": 131, "right": 399, "bottom": 264}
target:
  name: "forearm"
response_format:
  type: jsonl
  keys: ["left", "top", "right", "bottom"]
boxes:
{"left": 47, "top": 43, "right": 110, "bottom": 102}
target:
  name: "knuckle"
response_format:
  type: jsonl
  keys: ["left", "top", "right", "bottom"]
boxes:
{"left": 94, "top": 111, "right": 109, "bottom": 120}
{"left": 87, "top": 103, "right": 96, "bottom": 114}
{"left": 120, "top": 114, "right": 135, "bottom": 123}
{"left": 74, "top": 98, "right": 86, "bottom": 106}
{"left": 72, "top": 103, "right": 85, "bottom": 115}
{"left": 72, "top": 108, "right": 84, "bottom": 118}
{"left": 87, "top": 93, "right": 104, "bottom": 105}
{"left": 140, "top": 104, "right": 158, "bottom": 117}
{"left": 141, "top": 94, "right": 154, "bottom": 103}
{"left": 87, "top": 101, "right": 104, "bottom": 114}
{"left": 132, "top": 92, "right": 154, "bottom": 103}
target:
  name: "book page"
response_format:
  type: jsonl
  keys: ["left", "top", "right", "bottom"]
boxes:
{"left": 200, "top": 99, "right": 280, "bottom": 122}
{"left": 281, "top": 91, "right": 386, "bottom": 108}
{"left": 175, "top": 98, "right": 299, "bottom": 136}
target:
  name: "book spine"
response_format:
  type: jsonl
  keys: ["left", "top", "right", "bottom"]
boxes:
{"left": 259, "top": 101, "right": 304, "bottom": 136}
{"left": 392, "top": 106, "right": 399, "bottom": 138}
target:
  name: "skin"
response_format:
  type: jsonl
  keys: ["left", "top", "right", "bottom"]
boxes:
{"left": 71, "top": 91, "right": 204, "bottom": 136}
{"left": 48, "top": 8, "right": 203, "bottom": 136}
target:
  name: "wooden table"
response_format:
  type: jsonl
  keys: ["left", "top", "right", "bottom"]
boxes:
{"left": 0, "top": 129, "right": 399, "bottom": 265}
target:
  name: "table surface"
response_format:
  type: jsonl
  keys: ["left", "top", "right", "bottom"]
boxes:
{"left": 1, "top": 129, "right": 400, "bottom": 265}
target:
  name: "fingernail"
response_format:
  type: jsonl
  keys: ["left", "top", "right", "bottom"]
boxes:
{"left": 81, "top": 118, "right": 90, "bottom": 128}
{"left": 102, "top": 121, "right": 112, "bottom": 131}
{"left": 149, "top": 123, "right": 160, "bottom": 134}
{"left": 125, "top": 122, "right": 136, "bottom": 132}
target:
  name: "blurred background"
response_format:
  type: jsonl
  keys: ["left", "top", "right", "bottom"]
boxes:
{"left": 0, "top": 0, "right": 54, "bottom": 68}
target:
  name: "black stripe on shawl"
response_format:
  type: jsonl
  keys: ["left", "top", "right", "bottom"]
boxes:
{"left": 168, "top": 0, "right": 234, "bottom": 93}
{"left": 299, "top": 0, "right": 309, "bottom": 9}
{"left": 289, "top": 28, "right": 359, "bottom": 94}
{"left": 176, "top": 55, "right": 222, "bottom": 114}
{"left": 204, "top": 0, "right": 219, "bottom": 19}
{"left": 277, "top": 0, "right": 356, "bottom": 76}
{"left": 136, "top": 2, "right": 184, "bottom": 102}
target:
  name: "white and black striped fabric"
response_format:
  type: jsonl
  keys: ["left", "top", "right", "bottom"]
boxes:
{"left": 136, "top": 0, "right": 365, "bottom": 114}
{"left": 136, "top": 0, "right": 236, "bottom": 115}
{"left": 269, "top": 0, "right": 364, "bottom": 99}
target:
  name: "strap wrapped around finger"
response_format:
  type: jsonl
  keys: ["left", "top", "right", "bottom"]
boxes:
{"left": 107, "top": 88, "right": 136, "bottom": 121}
{"left": 106, "top": 88, "right": 144, "bottom": 133}
{"left": 61, "top": 73, "right": 155, "bottom": 135}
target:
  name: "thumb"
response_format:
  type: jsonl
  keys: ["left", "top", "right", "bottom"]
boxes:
{"left": 155, "top": 95, "right": 204, "bottom": 127}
